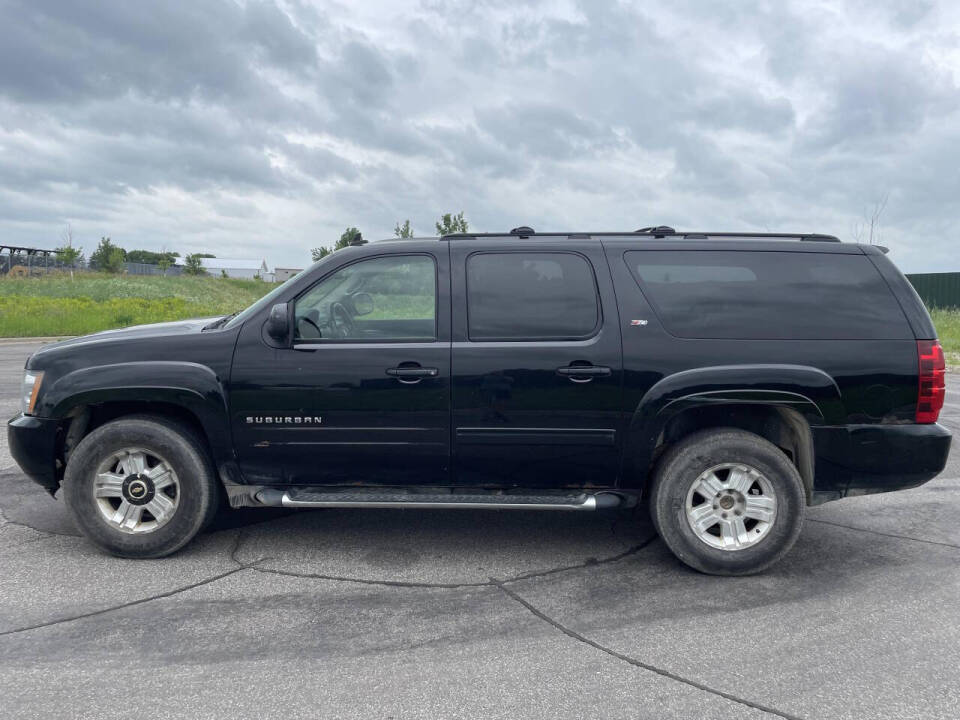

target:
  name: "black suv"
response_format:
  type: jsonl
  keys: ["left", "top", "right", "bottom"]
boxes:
{"left": 8, "top": 228, "right": 951, "bottom": 575}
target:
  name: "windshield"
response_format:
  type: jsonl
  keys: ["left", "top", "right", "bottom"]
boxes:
{"left": 221, "top": 265, "right": 313, "bottom": 330}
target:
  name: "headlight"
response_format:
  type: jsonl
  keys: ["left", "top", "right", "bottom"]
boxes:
{"left": 21, "top": 370, "right": 44, "bottom": 415}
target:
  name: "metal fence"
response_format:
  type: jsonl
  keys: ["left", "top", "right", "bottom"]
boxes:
{"left": 906, "top": 273, "right": 960, "bottom": 309}
{"left": 122, "top": 262, "right": 183, "bottom": 276}
{"left": 0, "top": 253, "right": 68, "bottom": 274}
{"left": 0, "top": 254, "right": 183, "bottom": 277}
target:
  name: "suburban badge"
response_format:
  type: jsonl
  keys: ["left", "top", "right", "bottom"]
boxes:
{"left": 245, "top": 416, "right": 323, "bottom": 425}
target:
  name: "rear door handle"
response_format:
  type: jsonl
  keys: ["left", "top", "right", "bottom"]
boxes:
{"left": 386, "top": 365, "right": 438, "bottom": 383}
{"left": 556, "top": 365, "right": 612, "bottom": 382}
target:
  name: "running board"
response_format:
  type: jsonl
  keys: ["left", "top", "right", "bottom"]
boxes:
{"left": 255, "top": 488, "right": 623, "bottom": 511}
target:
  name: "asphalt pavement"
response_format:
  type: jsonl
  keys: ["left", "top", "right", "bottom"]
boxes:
{"left": 1, "top": 339, "right": 958, "bottom": 720}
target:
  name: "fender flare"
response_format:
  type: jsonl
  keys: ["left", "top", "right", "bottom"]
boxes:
{"left": 624, "top": 364, "right": 841, "bottom": 482}
{"left": 39, "top": 361, "right": 233, "bottom": 466}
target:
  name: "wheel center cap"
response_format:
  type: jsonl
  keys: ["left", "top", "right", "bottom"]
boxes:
{"left": 122, "top": 474, "right": 155, "bottom": 506}
{"left": 719, "top": 495, "right": 735, "bottom": 510}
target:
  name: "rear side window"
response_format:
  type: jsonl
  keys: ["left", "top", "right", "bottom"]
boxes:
{"left": 626, "top": 250, "right": 912, "bottom": 340}
{"left": 466, "top": 252, "right": 599, "bottom": 340}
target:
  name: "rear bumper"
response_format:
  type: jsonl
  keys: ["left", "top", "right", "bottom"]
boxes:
{"left": 811, "top": 422, "right": 952, "bottom": 504}
{"left": 7, "top": 414, "right": 59, "bottom": 494}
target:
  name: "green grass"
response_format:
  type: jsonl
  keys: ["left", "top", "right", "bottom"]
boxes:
{"left": 931, "top": 308, "right": 960, "bottom": 366}
{"left": 0, "top": 272, "right": 274, "bottom": 337}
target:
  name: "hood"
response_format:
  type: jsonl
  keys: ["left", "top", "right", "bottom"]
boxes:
{"left": 31, "top": 317, "right": 221, "bottom": 358}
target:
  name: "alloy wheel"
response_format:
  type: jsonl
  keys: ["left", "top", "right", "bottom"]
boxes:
{"left": 684, "top": 463, "right": 777, "bottom": 550}
{"left": 92, "top": 447, "right": 180, "bottom": 534}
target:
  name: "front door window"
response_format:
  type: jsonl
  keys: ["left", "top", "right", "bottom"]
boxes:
{"left": 294, "top": 255, "right": 437, "bottom": 342}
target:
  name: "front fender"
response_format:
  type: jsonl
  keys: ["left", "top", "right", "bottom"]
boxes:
{"left": 37, "top": 361, "right": 232, "bottom": 465}
{"left": 625, "top": 364, "right": 842, "bottom": 481}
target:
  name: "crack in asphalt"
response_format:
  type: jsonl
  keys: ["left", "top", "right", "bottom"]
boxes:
{"left": 6, "top": 499, "right": 959, "bottom": 641}
{"left": 0, "top": 480, "right": 75, "bottom": 538}
{"left": 0, "top": 503, "right": 58, "bottom": 540}
{"left": 0, "top": 529, "right": 260, "bottom": 638}
{"left": 491, "top": 579, "right": 805, "bottom": 720}
{"left": 0, "top": 525, "right": 657, "bottom": 637}
{"left": 250, "top": 565, "right": 490, "bottom": 589}
{"left": 0, "top": 520, "right": 657, "bottom": 636}
{"left": 248, "top": 532, "right": 658, "bottom": 590}
{"left": 0, "top": 566, "right": 247, "bottom": 638}
{"left": 808, "top": 517, "right": 960, "bottom": 550}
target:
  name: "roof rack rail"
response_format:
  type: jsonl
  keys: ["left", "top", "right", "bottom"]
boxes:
{"left": 635, "top": 226, "right": 676, "bottom": 237}
{"left": 799, "top": 233, "right": 841, "bottom": 242}
{"left": 437, "top": 230, "right": 844, "bottom": 243}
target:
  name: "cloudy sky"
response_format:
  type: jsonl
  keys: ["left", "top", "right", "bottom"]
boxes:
{"left": 0, "top": 0, "right": 958, "bottom": 271}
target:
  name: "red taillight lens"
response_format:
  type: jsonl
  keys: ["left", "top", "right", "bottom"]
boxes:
{"left": 916, "top": 340, "right": 946, "bottom": 423}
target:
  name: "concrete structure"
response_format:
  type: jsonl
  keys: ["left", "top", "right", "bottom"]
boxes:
{"left": 274, "top": 267, "right": 303, "bottom": 282}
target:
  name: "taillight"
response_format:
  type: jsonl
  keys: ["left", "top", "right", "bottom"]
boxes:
{"left": 916, "top": 340, "right": 946, "bottom": 423}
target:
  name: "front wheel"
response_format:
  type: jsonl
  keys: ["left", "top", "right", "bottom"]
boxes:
{"left": 63, "top": 416, "right": 219, "bottom": 558}
{"left": 650, "top": 428, "right": 805, "bottom": 575}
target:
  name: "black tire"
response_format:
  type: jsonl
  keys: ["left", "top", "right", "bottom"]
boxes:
{"left": 650, "top": 428, "right": 805, "bottom": 576}
{"left": 63, "top": 415, "right": 219, "bottom": 558}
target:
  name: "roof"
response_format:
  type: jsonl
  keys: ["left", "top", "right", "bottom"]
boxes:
{"left": 366, "top": 230, "right": 850, "bottom": 252}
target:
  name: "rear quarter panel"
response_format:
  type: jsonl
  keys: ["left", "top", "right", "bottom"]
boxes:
{"left": 604, "top": 240, "right": 919, "bottom": 491}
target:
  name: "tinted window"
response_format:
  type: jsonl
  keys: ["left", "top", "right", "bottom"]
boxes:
{"left": 295, "top": 255, "right": 436, "bottom": 342}
{"left": 467, "top": 252, "right": 599, "bottom": 340}
{"left": 626, "top": 250, "right": 911, "bottom": 340}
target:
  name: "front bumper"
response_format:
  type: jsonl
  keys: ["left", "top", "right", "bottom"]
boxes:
{"left": 811, "top": 422, "right": 952, "bottom": 504}
{"left": 7, "top": 414, "right": 59, "bottom": 494}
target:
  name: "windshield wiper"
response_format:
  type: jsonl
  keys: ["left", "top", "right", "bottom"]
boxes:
{"left": 203, "top": 312, "right": 238, "bottom": 331}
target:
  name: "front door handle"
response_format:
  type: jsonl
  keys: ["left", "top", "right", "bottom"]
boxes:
{"left": 556, "top": 365, "right": 612, "bottom": 383}
{"left": 386, "top": 365, "right": 438, "bottom": 384}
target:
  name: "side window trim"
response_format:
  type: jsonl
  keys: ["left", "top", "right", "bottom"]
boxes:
{"left": 464, "top": 250, "right": 603, "bottom": 343}
{"left": 292, "top": 252, "right": 439, "bottom": 345}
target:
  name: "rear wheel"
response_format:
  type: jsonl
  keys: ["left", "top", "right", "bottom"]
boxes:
{"left": 63, "top": 416, "right": 219, "bottom": 558}
{"left": 650, "top": 428, "right": 805, "bottom": 575}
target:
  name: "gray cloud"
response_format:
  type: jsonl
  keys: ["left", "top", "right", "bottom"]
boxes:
{"left": 0, "top": 0, "right": 957, "bottom": 271}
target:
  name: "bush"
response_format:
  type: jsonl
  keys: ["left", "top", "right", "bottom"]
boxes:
{"left": 89, "top": 237, "right": 126, "bottom": 272}
{"left": 183, "top": 254, "right": 206, "bottom": 275}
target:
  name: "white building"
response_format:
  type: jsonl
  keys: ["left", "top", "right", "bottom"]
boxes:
{"left": 273, "top": 267, "right": 303, "bottom": 282}
{"left": 179, "top": 257, "right": 271, "bottom": 280}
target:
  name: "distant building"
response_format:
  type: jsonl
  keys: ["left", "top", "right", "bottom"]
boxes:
{"left": 274, "top": 267, "right": 303, "bottom": 282}
{"left": 178, "top": 257, "right": 270, "bottom": 280}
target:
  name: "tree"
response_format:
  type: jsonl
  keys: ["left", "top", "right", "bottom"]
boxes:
{"left": 126, "top": 249, "right": 178, "bottom": 265}
{"left": 338, "top": 227, "right": 361, "bottom": 248}
{"left": 105, "top": 247, "right": 125, "bottom": 274}
{"left": 54, "top": 224, "right": 83, "bottom": 268}
{"left": 435, "top": 212, "right": 468, "bottom": 235}
{"left": 850, "top": 193, "right": 889, "bottom": 245}
{"left": 183, "top": 253, "right": 207, "bottom": 275}
{"left": 157, "top": 246, "right": 174, "bottom": 276}
{"left": 311, "top": 226, "right": 361, "bottom": 262}
{"left": 394, "top": 219, "right": 413, "bottom": 238}
{"left": 90, "top": 237, "right": 126, "bottom": 273}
